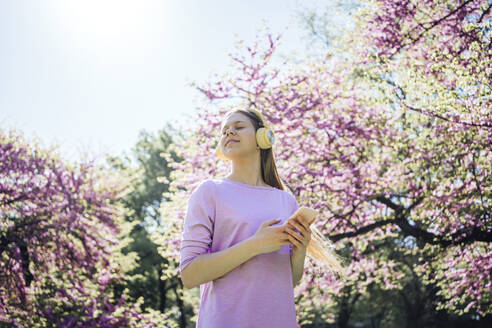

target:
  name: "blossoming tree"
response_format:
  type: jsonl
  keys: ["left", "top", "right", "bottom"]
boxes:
{"left": 155, "top": 1, "right": 490, "bottom": 325}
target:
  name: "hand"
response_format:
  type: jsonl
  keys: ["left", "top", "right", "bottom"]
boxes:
{"left": 251, "top": 218, "right": 292, "bottom": 255}
{"left": 284, "top": 215, "right": 312, "bottom": 254}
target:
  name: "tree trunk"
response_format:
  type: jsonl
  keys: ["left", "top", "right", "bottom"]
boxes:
{"left": 158, "top": 266, "right": 167, "bottom": 313}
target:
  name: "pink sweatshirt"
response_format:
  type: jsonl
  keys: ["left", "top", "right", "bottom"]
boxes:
{"left": 179, "top": 177, "right": 300, "bottom": 328}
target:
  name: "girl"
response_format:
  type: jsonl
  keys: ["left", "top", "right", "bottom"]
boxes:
{"left": 179, "top": 108, "right": 340, "bottom": 327}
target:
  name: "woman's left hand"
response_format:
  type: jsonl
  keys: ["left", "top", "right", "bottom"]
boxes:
{"left": 285, "top": 215, "right": 312, "bottom": 254}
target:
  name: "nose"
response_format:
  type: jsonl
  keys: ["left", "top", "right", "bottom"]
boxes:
{"left": 223, "top": 129, "right": 236, "bottom": 145}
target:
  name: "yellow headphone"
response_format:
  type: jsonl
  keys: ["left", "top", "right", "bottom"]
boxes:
{"left": 216, "top": 108, "right": 275, "bottom": 161}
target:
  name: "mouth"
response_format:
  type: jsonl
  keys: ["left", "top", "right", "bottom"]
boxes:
{"left": 225, "top": 140, "right": 239, "bottom": 147}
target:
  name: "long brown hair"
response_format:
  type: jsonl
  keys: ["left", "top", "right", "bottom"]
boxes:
{"left": 224, "top": 108, "right": 347, "bottom": 277}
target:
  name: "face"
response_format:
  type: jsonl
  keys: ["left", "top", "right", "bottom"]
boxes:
{"left": 219, "top": 112, "right": 258, "bottom": 160}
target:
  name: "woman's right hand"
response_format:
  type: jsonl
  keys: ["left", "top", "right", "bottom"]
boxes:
{"left": 251, "top": 218, "right": 292, "bottom": 255}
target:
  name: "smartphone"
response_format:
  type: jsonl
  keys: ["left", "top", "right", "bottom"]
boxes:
{"left": 285, "top": 206, "right": 319, "bottom": 227}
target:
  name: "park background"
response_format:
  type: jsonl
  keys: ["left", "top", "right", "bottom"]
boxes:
{"left": 1, "top": 0, "right": 490, "bottom": 327}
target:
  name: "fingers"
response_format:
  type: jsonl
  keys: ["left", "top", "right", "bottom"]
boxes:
{"left": 288, "top": 217, "right": 310, "bottom": 232}
{"left": 285, "top": 219, "right": 312, "bottom": 248}
{"left": 285, "top": 226, "right": 303, "bottom": 243}
{"left": 264, "top": 218, "right": 281, "bottom": 226}
{"left": 285, "top": 232, "right": 303, "bottom": 248}
{"left": 287, "top": 220, "right": 304, "bottom": 236}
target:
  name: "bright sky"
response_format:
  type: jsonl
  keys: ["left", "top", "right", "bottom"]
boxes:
{"left": 0, "top": 0, "right": 321, "bottom": 162}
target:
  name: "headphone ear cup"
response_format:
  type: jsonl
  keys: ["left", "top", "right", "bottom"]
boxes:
{"left": 248, "top": 108, "right": 275, "bottom": 149}
{"left": 256, "top": 127, "right": 275, "bottom": 149}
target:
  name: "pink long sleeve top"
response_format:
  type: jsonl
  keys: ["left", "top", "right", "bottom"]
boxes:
{"left": 179, "top": 177, "right": 300, "bottom": 328}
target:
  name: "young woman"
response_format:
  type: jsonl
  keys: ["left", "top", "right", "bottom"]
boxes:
{"left": 179, "top": 108, "right": 312, "bottom": 328}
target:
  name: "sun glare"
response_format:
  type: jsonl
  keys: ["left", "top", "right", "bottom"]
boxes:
{"left": 49, "top": 0, "right": 167, "bottom": 55}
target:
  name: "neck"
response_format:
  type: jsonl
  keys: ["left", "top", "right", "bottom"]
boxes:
{"left": 227, "top": 153, "right": 265, "bottom": 186}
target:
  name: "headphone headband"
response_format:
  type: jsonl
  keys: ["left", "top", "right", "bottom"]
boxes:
{"left": 248, "top": 108, "right": 269, "bottom": 129}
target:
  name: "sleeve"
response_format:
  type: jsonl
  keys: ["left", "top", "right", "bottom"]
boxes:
{"left": 179, "top": 180, "right": 216, "bottom": 275}
{"left": 287, "top": 194, "right": 299, "bottom": 256}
